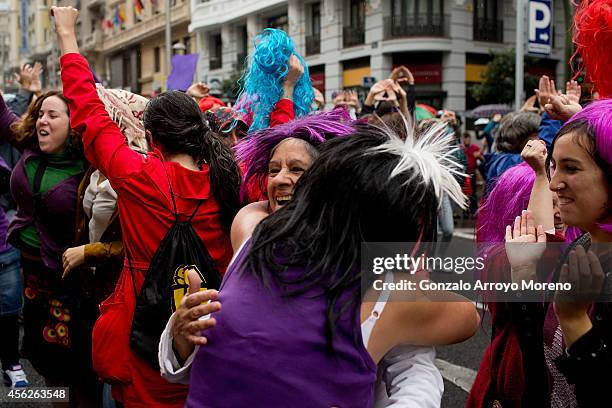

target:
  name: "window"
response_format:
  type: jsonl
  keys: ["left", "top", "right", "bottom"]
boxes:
{"left": 473, "top": 0, "right": 503, "bottom": 42}
{"left": 343, "top": 0, "right": 365, "bottom": 47}
{"left": 348, "top": 0, "right": 365, "bottom": 28}
{"left": 306, "top": 3, "right": 321, "bottom": 55}
{"left": 209, "top": 33, "right": 222, "bottom": 70}
{"left": 266, "top": 14, "right": 289, "bottom": 32}
{"left": 154, "top": 46, "right": 160, "bottom": 73}
{"left": 386, "top": 0, "right": 446, "bottom": 38}
{"left": 312, "top": 2, "right": 321, "bottom": 36}
{"left": 184, "top": 36, "right": 191, "bottom": 53}
{"left": 236, "top": 25, "right": 248, "bottom": 70}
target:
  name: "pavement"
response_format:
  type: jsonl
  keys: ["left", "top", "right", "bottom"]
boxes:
{"left": 4, "top": 227, "right": 487, "bottom": 408}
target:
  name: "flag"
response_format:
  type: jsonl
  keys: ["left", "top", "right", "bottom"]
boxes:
{"left": 133, "top": 0, "right": 144, "bottom": 14}
{"left": 118, "top": 4, "right": 126, "bottom": 24}
{"left": 101, "top": 19, "right": 114, "bottom": 30}
{"left": 113, "top": 6, "right": 120, "bottom": 26}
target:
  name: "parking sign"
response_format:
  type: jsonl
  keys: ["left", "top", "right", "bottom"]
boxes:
{"left": 528, "top": 0, "right": 553, "bottom": 55}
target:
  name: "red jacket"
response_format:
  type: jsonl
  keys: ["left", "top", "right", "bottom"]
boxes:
{"left": 60, "top": 53, "right": 233, "bottom": 407}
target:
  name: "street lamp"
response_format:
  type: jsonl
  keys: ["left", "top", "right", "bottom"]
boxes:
{"left": 172, "top": 42, "right": 186, "bottom": 54}
{"left": 165, "top": 0, "right": 172, "bottom": 86}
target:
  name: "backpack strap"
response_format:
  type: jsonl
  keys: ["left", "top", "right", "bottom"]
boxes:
{"left": 187, "top": 200, "right": 204, "bottom": 222}
{"left": 162, "top": 163, "right": 179, "bottom": 221}
{"left": 162, "top": 160, "right": 204, "bottom": 223}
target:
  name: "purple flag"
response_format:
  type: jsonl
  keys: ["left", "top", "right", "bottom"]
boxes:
{"left": 166, "top": 53, "right": 199, "bottom": 91}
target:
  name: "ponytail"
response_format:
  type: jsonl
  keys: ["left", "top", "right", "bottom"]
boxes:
{"left": 144, "top": 91, "right": 241, "bottom": 228}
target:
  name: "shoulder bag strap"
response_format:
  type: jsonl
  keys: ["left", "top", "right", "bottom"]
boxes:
{"left": 31, "top": 159, "right": 48, "bottom": 220}
{"left": 32, "top": 158, "right": 47, "bottom": 195}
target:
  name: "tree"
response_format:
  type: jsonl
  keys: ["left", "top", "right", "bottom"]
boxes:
{"left": 469, "top": 49, "right": 540, "bottom": 105}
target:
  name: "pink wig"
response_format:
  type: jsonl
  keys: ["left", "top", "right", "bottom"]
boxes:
{"left": 477, "top": 162, "right": 535, "bottom": 244}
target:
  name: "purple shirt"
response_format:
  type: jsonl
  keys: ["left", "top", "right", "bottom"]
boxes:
{"left": 0, "top": 156, "right": 11, "bottom": 252}
{"left": 8, "top": 149, "right": 81, "bottom": 270}
{"left": 186, "top": 242, "right": 377, "bottom": 407}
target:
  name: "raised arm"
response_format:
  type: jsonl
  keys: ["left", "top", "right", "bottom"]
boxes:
{"left": 52, "top": 6, "right": 145, "bottom": 183}
{"left": 522, "top": 140, "right": 555, "bottom": 232}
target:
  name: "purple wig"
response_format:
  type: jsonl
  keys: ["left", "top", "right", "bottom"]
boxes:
{"left": 477, "top": 162, "right": 535, "bottom": 245}
{"left": 565, "top": 98, "right": 612, "bottom": 166}
{"left": 235, "top": 108, "right": 355, "bottom": 201}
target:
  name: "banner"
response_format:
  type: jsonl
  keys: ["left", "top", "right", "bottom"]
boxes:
{"left": 166, "top": 54, "right": 200, "bottom": 91}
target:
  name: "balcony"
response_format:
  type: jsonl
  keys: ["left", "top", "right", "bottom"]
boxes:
{"left": 343, "top": 26, "right": 365, "bottom": 48}
{"left": 210, "top": 57, "right": 222, "bottom": 70}
{"left": 102, "top": 2, "right": 189, "bottom": 52}
{"left": 383, "top": 14, "right": 448, "bottom": 39}
{"left": 191, "top": 0, "right": 288, "bottom": 31}
{"left": 473, "top": 18, "right": 503, "bottom": 42}
{"left": 305, "top": 33, "right": 320, "bottom": 56}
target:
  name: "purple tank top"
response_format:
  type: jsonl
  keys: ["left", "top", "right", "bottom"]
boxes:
{"left": 186, "top": 241, "right": 377, "bottom": 407}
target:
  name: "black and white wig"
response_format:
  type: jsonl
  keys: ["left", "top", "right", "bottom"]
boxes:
{"left": 247, "top": 119, "right": 467, "bottom": 350}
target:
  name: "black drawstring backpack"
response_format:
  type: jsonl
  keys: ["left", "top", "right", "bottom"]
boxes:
{"left": 128, "top": 170, "right": 222, "bottom": 370}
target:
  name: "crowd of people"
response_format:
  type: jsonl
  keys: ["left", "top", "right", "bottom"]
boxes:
{"left": 0, "top": 2, "right": 609, "bottom": 407}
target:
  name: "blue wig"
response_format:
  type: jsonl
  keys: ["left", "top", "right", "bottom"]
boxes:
{"left": 235, "top": 28, "right": 314, "bottom": 132}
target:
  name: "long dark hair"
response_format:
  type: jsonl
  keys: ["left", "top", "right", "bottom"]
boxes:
{"left": 247, "top": 124, "right": 439, "bottom": 350}
{"left": 143, "top": 91, "right": 241, "bottom": 227}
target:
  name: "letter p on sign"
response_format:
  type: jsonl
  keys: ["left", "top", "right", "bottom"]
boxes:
{"left": 527, "top": 0, "right": 552, "bottom": 55}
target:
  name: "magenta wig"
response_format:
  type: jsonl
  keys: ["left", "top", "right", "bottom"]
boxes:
{"left": 565, "top": 98, "right": 612, "bottom": 165}
{"left": 477, "top": 162, "right": 535, "bottom": 244}
{"left": 235, "top": 108, "right": 356, "bottom": 201}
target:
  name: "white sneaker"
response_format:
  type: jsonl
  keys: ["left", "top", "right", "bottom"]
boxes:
{"left": 4, "top": 364, "right": 29, "bottom": 388}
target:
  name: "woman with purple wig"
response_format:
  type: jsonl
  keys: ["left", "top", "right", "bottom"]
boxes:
{"left": 469, "top": 99, "right": 612, "bottom": 407}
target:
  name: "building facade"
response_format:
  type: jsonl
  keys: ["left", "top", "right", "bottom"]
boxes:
{"left": 79, "top": 0, "right": 195, "bottom": 96}
{"left": 2, "top": 0, "right": 194, "bottom": 96}
{"left": 0, "top": 0, "right": 55, "bottom": 92}
{"left": 190, "top": 0, "right": 569, "bottom": 111}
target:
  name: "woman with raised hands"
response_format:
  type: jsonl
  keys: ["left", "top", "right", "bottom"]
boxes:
{"left": 469, "top": 99, "right": 612, "bottom": 407}
{"left": 0, "top": 73, "right": 92, "bottom": 400}
{"left": 53, "top": 7, "right": 241, "bottom": 407}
